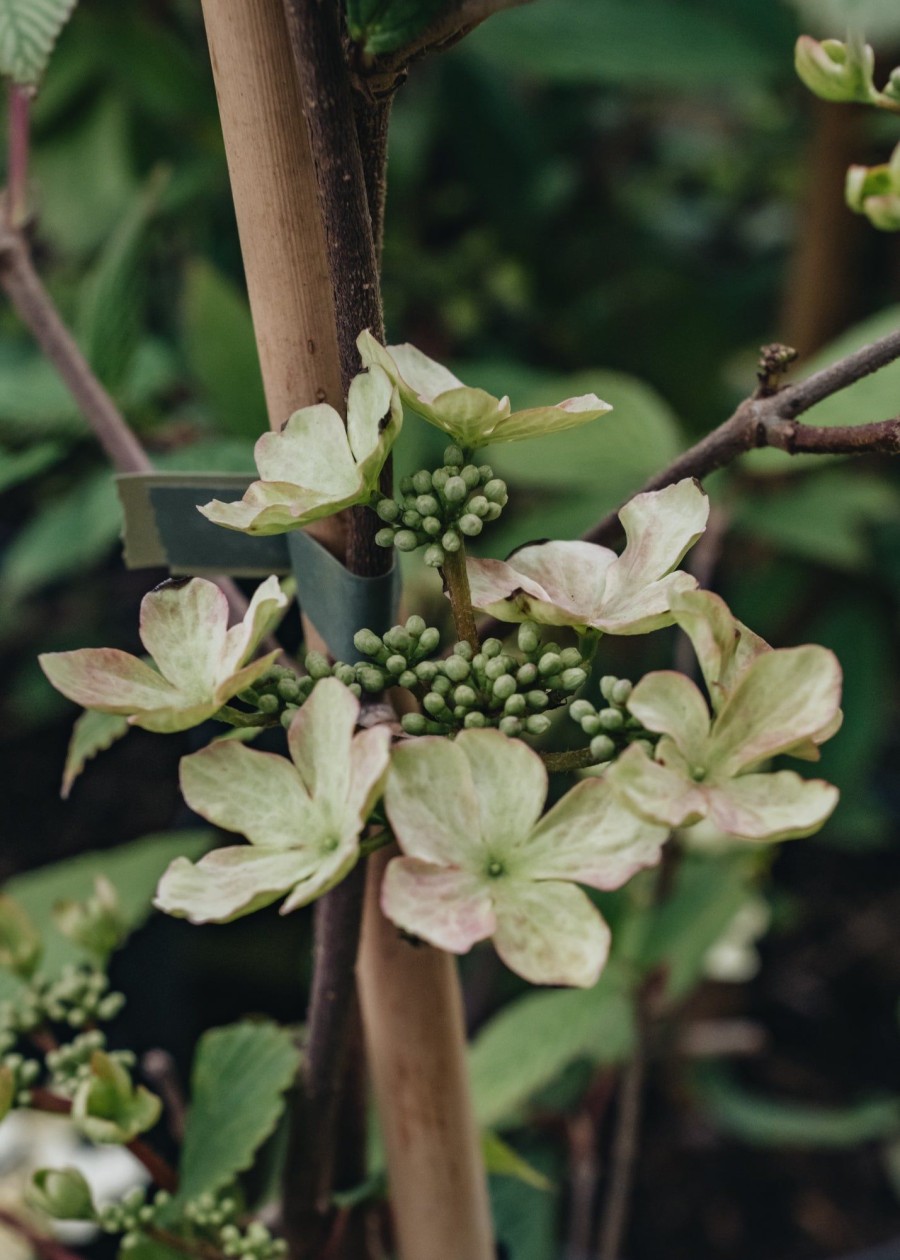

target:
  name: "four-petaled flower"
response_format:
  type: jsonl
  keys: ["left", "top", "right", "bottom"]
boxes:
{"left": 39, "top": 576, "right": 288, "bottom": 734}
{"left": 466, "top": 479, "right": 709, "bottom": 635}
{"left": 155, "top": 679, "right": 391, "bottom": 922}
{"left": 382, "top": 729, "right": 668, "bottom": 988}
{"left": 606, "top": 646, "right": 842, "bottom": 842}
{"left": 199, "top": 365, "right": 402, "bottom": 536}
{"left": 358, "top": 330, "right": 612, "bottom": 449}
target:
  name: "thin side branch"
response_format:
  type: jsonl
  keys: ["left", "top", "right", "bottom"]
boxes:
{"left": 583, "top": 325, "right": 900, "bottom": 547}
{"left": 0, "top": 226, "right": 252, "bottom": 624}
{"left": 595, "top": 1045, "right": 646, "bottom": 1260}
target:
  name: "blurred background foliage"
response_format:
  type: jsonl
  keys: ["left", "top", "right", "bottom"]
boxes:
{"left": 2, "top": 1, "right": 900, "bottom": 1257}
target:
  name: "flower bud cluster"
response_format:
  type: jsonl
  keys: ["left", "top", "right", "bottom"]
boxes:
{"left": 99, "top": 1187, "right": 171, "bottom": 1247}
{"left": 182, "top": 1191, "right": 287, "bottom": 1259}
{"left": 568, "top": 675, "right": 657, "bottom": 766}
{"left": 373, "top": 445, "right": 509, "bottom": 567}
{"left": 46, "top": 1030, "right": 135, "bottom": 1095}
{"left": 352, "top": 617, "right": 442, "bottom": 694}
{"left": 0, "top": 966, "right": 125, "bottom": 1037}
{"left": 399, "top": 622, "right": 589, "bottom": 737}
{"left": 1, "top": 1051, "right": 40, "bottom": 1106}
{"left": 237, "top": 657, "right": 362, "bottom": 731}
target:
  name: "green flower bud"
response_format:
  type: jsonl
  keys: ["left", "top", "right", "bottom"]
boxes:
{"left": 356, "top": 665, "right": 387, "bottom": 693}
{"left": 538, "top": 653, "right": 562, "bottom": 677}
{"left": 442, "top": 530, "right": 461, "bottom": 552}
{"left": 0, "top": 898, "right": 41, "bottom": 979}
{"left": 611, "top": 679, "right": 633, "bottom": 705}
{"left": 484, "top": 479, "right": 508, "bottom": 504}
{"left": 466, "top": 495, "right": 489, "bottom": 519}
{"left": 257, "top": 693, "right": 280, "bottom": 715}
{"left": 599, "top": 707, "right": 624, "bottom": 731}
{"left": 498, "top": 716, "right": 522, "bottom": 737}
{"left": 463, "top": 711, "right": 487, "bottom": 729}
{"left": 432, "top": 675, "right": 452, "bottom": 696}
{"left": 72, "top": 1052, "right": 161, "bottom": 1145}
{"left": 333, "top": 663, "right": 356, "bottom": 686}
{"left": 454, "top": 640, "right": 474, "bottom": 661}
{"left": 492, "top": 674, "right": 517, "bottom": 701}
{"left": 422, "top": 516, "right": 443, "bottom": 536}
{"left": 30, "top": 1168, "right": 96, "bottom": 1221}
{"left": 412, "top": 470, "right": 433, "bottom": 494}
{"left": 398, "top": 670, "right": 418, "bottom": 689}
{"left": 484, "top": 503, "right": 503, "bottom": 522}
{"left": 444, "top": 656, "right": 471, "bottom": 682}
{"left": 516, "top": 662, "right": 538, "bottom": 686}
{"left": 478, "top": 464, "right": 493, "bottom": 480}
{"left": 558, "top": 647, "right": 582, "bottom": 670}
{"left": 306, "top": 652, "right": 332, "bottom": 680}
{"left": 458, "top": 514, "right": 483, "bottom": 537}
{"left": 525, "top": 714, "right": 551, "bottom": 736}
{"left": 402, "top": 510, "right": 422, "bottom": 529}
{"left": 405, "top": 615, "right": 427, "bottom": 638}
{"left": 569, "top": 699, "right": 594, "bottom": 721}
{"left": 424, "top": 692, "right": 449, "bottom": 717}
{"left": 424, "top": 545, "right": 445, "bottom": 568}
{"left": 376, "top": 499, "right": 400, "bottom": 523}
{"left": 432, "top": 467, "right": 449, "bottom": 492}
{"left": 504, "top": 694, "right": 527, "bottom": 717}
{"left": 590, "top": 735, "right": 616, "bottom": 762}
{"left": 484, "top": 656, "right": 509, "bottom": 682}
{"left": 354, "top": 629, "right": 383, "bottom": 657}
{"left": 394, "top": 529, "right": 420, "bottom": 552}
{"left": 461, "top": 465, "right": 480, "bottom": 490}
{"left": 385, "top": 655, "right": 407, "bottom": 677}
{"left": 401, "top": 713, "right": 427, "bottom": 736}
{"left": 415, "top": 660, "right": 439, "bottom": 683}
{"left": 399, "top": 475, "right": 415, "bottom": 495}
{"left": 483, "top": 638, "right": 503, "bottom": 658}
{"left": 599, "top": 675, "right": 619, "bottom": 703}
{"left": 53, "top": 878, "right": 126, "bottom": 966}
{"left": 418, "top": 627, "right": 442, "bottom": 655}
{"left": 416, "top": 494, "right": 440, "bottom": 517}
{"left": 444, "top": 476, "right": 467, "bottom": 503}
{"left": 453, "top": 685, "right": 478, "bottom": 709}
{"left": 795, "top": 34, "right": 876, "bottom": 105}
{"left": 560, "top": 667, "right": 587, "bottom": 691}
{"left": 581, "top": 715, "right": 602, "bottom": 737}
{"left": 383, "top": 626, "right": 412, "bottom": 655}
{"left": 375, "top": 528, "right": 396, "bottom": 549}
{"left": 526, "top": 691, "right": 549, "bottom": 711}
{"left": 277, "top": 678, "right": 302, "bottom": 703}
{"left": 443, "top": 445, "right": 466, "bottom": 467}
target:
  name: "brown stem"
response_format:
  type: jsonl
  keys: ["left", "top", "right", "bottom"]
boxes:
{"left": 5, "top": 85, "right": 31, "bottom": 229}
{"left": 595, "top": 1044, "right": 646, "bottom": 1260}
{"left": 441, "top": 545, "right": 480, "bottom": 650}
{"left": 0, "top": 1208, "right": 83, "bottom": 1260}
{"left": 146, "top": 1225, "right": 227, "bottom": 1260}
{"left": 30, "top": 1088, "right": 178, "bottom": 1192}
{"left": 540, "top": 746, "right": 604, "bottom": 773}
{"left": 353, "top": 95, "right": 393, "bottom": 264}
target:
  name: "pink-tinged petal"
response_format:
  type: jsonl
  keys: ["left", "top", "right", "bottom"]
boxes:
{"left": 705, "top": 771, "right": 839, "bottom": 842}
{"left": 465, "top": 556, "right": 556, "bottom": 625}
{"left": 199, "top": 479, "right": 360, "bottom": 536}
{"left": 592, "top": 480, "right": 708, "bottom": 633}
{"left": 179, "top": 743, "right": 317, "bottom": 850}
{"left": 139, "top": 578, "right": 228, "bottom": 697}
{"left": 131, "top": 700, "right": 219, "bottom": 734}
{"left": 279, "top": 841, "right": 361, "bottom": 913}
{"left": 212, "top": 649, "right": 283, "bottom": 708}
{"left": 669, "top": 588, "right": 770, "bottom": 712}
{"left": 606, "top": 743, "right": 707, "bottom": 829}
{"left": 220, "top": 576, "right": 289, "bottom": 677}
{"left": 709, "top": 646, "right": 843, "bottom": 778}
{"left": 384, "top": 738, "right": 484, "bottom": 867}
{"left": 456, "top": 730, "right": 547, "bottom": 855}
{"left": 155, "top": 848, "right": 316, "bottom": 924}
{"left": 39, "top": 649, "right": 182, "bottom": 714}
{"left": 492, "top": 881, "right": 610, "bottom": 988}
{"left": 467, "top": 540, "right": 616, "bottom": 628}
{"left": 520, "top": 778, "right": 667, "bottom": 890}
{"left": 358, "top": 332, "right": 466, "bottom": 401}
{"left": 287, "top": 678, "right": 358, "bottom": 813}
{"left": 489, "top": 394, "right": 613, "bottom": 444}
{"left": 381, "top": 857, "right": 496, "bottom": 953}
{"left": 346, "top": 364, "right": 402, "bottom": 484}
{"left": 345, "top": 724, "right": 393, "bottom": 830}
{"left": 626, "top": 671, "right": 711, "bottom": 765}
{"left": 254, "top": 404, "right": 357, "bottom": 492}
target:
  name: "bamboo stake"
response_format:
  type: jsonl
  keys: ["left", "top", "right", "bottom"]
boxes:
{"left": 357, "top": 850, "right": 495, "bottom": 1260}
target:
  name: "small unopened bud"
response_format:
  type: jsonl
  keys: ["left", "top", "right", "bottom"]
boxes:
{"left": 560, "top": 667, "right": 587, "bottom": 691}
{"left": 795, "top": 34, "right": 875, "bottom": 104}
{"left": 498, "top": 716, "right": 522, "bottom": 737}
{"left": 424, "top": 544, "right": 445, "bottom": 568}
{"left": 375, "top": 528, "right": 396, "bottom": 549}
{"left": 538, "top": 653, "right": 562, "bottom": 677}
{"left": 406, "top": 614, "right": 426, "bottom": 638}
{"left": 516, "top": 662, "right": 538, "bottom": 686}
{"left": 444, "top": 476, "right": 467, "bottom": 503}
{"left": 464, "top": 711, "right": 487, "bottom": 729}
{"left": 394, "top": 530, "right": 420, "bottom": 552}
{"left": 590, "top": 735, "right": 616, "bottom": 762}
{"left": 444, "top": 656, "right": 471, "bottom": 683}
{"left": 306, "top": 651, "right": 332, "bottom": 680}
{"left": 412, "top": 469, "right": 433, "bottom": 494}
{"left": 611, "top": 679, "right": 633, "bottom": 705}
{"left": 443, "top": 445, "right": 465, "bottom": 467}
{"left": 416, "top": 494, "right": 440, "bottom": 517}
{"left": 453, "top": 685, "right": 478, "bottom": 708}
{"left": 422, "top": 516, "right": 442, "bottom": 536}
{"left": 401, "top": 713, "right": 427, "bottom": 736}
{"left": 29, "top": 1168, "right": 96, "bottom": 1221}
{"left": 442, "top": 530, "right": 462, "bottom": 552}
{"left": 458, "top": 514, "right": 483, "bottom": 537}
{"left": 599, "top": 707, "right": 624, "bottom": 731}
{"left": 461, "top": 465, "right": 480, "bottom": 489}
{"left": 504, "top": 694, "right": 526, "bottom": 716}
{"left": 492, "top": 674, "right": 516, "bottom": 701}
{"left": 376, "top": 499, "right": 400, "bottom": 523}
{"left": 525, "top": 714, "right": 551, "bottom": 736}
{"left": 354, "top": 628, "right": 383, "bottom": 657}
{"left": 418, "top": 627, "right": 441, "bottom": 655}
{"left": 466, "top": 495, "right": 489, "bottom": 518}
{"left": 385, "top": 655, "right": 407, "bottom": 677}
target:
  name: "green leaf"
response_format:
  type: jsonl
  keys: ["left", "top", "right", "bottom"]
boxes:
{"left": 482, "top": 1132, "right": 553, "bottom": 1191}
{"left": 62, "top": 710, "right": 131, "bottom": 800}
{"left": 469, "top": 961, "right": 635, "bottom": 1130}
{"left": 345, "top": 0, "right": 446, "bottom": 55}
{"left": 0, "top": 831, "right": 213, "bottom": 1001}
{"left": 182, "top": 260, "right": 267, "bottom": 439}
{"left": 695, "top": 1066, "right": 900, "bottom": 1148}
{"left": 467, "top": 0, "right": 779, "bottom": 90}
{"left": 0, "top": 469, "right": 121, "bottom": 604}
{"left": 788, "top": 0, "right": 900, "bottom": 42}
{"left": 0, "top": 0, "right": 78, "bottom": 86}
{"left": 744, "top": 306, "right": 900, "bottom": 475}
{"left": 0, "top": 441, "right": 67, "bottom": 493}
{"left": 732, "top": 472, "right": 900, "bottom": 572}
{"left": 77, "top": 168, "right": 170, "bottom": 392}
{"left": 176, "top": 1021, "right": 302, "bottom": 1204}
{"left": 636, "top": 853, "right": 757, "bottom": 1001}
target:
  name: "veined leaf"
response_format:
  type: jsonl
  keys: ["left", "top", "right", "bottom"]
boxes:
{"left": 0, "top": 0, "right": 78, "bottom": 87}
{"left": 62, "top": 709, "right": 130, "bottom": 799}
{"left": 483, "top": 1132, "right": 553, "bottom": 1191}
{"left": 176, "top": 1022, "right": 302, "bottom": 1203}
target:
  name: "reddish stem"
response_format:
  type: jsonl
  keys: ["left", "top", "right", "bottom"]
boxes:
{"left": 6, "top": 84, "right": 31, "bottom": 229}
{"left": 0, "top": 1207, "right": 83, "bottom": 1260}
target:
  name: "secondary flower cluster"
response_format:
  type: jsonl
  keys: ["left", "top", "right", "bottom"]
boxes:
{"left": 38, "top": 344, "right": 845, "bottom": 990}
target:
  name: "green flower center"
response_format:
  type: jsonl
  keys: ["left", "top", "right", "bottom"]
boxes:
{"left": 486, "top": 859, "right": 506, "bottom": 879}
{"left": 690, "top": 765, "right": 707, "bottom": 782}
{"left": 322, "top": 837, "right": 340, "bottom": 854}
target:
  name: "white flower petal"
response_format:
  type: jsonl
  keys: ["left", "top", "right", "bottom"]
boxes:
{"left": 139, "top": 579, "right": 228, "bottom": 698}
{"left": 520, "top": 777, "right": 667, "bottom": 889}
{"left": 384, "top": 737, "right": 484, "bottom": 867}
{"left": 705, "top": 771, "right": 839, "bottom": 842}
{"left": 626, "top": 670, "right": 712, "bottom": 766}
{"left": 669, "top": 588, "right": 769, "bottom": 712}
{"left": 39, "top": 649, "right": 182, "bottom": 714}
{"left": 254, "top": 404, "right": 358, "bottom": 492}
{"left": 381, "top": 857, "right": 496, "bottom": 953}
{"left": 467, "top": 540, "right": 615, "bottom": 628}
{"left": 492, "top": 880, "right": 610, "bottom": 988}
{"left": 287, "top": 678, "right": 357, "bottom": 818}
{"left": 456, "top": 730, "right": 547, "bottom": 856}
{"left": 606, "top": 743, "right": 707, "bottom": 829}
{"left": 346, "top": 364, "right": 402, "bottom": 484}
{"left": 155, "top": 848, "right": 317, "bottom": 924}
{"left": 489, "top": 394, "right": 612, "bottom": 444}
{"left": 220, "top": 576, "right": 288, "bottom": 678}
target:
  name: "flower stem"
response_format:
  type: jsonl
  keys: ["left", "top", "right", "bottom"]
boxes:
{"left": 441, "top": 544, "right": 479, "bottom": 651}
{"left": 540, "top": 746, "right": 603, "bottom": 773}
{"left": 5, "top": 84, "right": 31, "bottom": 229}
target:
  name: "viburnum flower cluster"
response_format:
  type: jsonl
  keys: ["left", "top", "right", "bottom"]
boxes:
{"left": 40, "top": 337, "right": 843, "bottom": 988}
